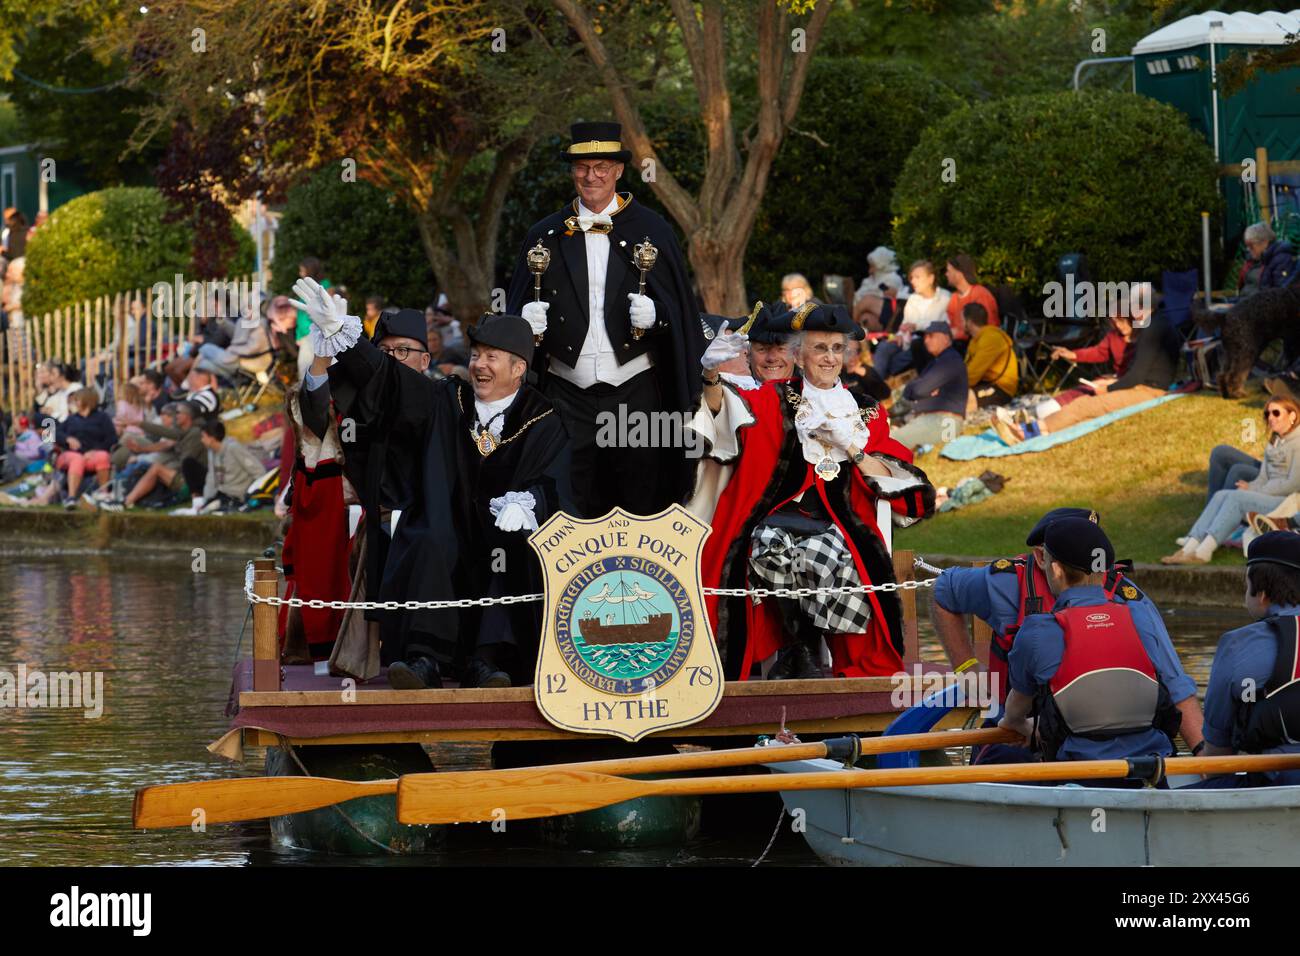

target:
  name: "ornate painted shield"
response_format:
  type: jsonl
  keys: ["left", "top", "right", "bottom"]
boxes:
{"left": 528, "top": 505, "right": 724, "bottom": 741}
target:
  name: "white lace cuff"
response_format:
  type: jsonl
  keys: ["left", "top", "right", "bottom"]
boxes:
{"left": 489, "top": 490, "right": 537, "bottom": 516}
{"left": 309, "top": 313, "right": 363, "bottom": 358}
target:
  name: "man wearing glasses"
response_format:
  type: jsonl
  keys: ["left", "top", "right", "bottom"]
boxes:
{"left": 506, "top": 121, "right": 705, "bottom": 518}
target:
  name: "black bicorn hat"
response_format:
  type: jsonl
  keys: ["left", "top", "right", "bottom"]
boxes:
{"left": 372, "top": 307, "right": 428, "bottom": 346}
{"left": 1042, "top": 516, "right": 1115, "bottom": 572}
{"left": 1246, "top": 531, "right": 1300, "bottom": 572}
{"left": 1026, "top": 507, "right": 1101, "bottom": 546}
{"left": 468, "top": 313, "right": 535, "bottom": 364}
{"left": 788, "top": 302, "right": 865, "bottom": 341}
{"left": 561, "top": 121, "right": 632, "bottom": 164}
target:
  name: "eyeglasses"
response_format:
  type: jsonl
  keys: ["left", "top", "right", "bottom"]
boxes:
{"left": 379, "top": 345, "right": 428, "bottom": 361}
{"left": 570, "top": 163, "right": 617, "bottom": 179}
{"left": 806, "top": 343, "right": 846, "bottom": 355}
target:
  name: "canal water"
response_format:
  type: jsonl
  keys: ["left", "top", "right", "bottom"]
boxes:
{"left": 0, "top": 546, "right": 1250, "bottom": 866}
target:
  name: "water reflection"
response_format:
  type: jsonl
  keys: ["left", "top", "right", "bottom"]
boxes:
{"left": 0, "top": 549, "right": 1251, "bottom": 866}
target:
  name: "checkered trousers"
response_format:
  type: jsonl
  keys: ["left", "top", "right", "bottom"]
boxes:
{"left": 747, "top": 523, "right": 873, "bottom": 634}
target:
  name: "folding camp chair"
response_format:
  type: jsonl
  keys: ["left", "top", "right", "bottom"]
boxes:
{"left": 1015, "top": 254, "right": 1107, "bottom": 393}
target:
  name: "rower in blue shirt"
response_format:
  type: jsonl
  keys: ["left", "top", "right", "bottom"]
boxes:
{"left": 1185, "top": 531, "right": 1300, "bottom": 788}
{"left": 931, "top": 507, "right": 1204, "bottom": 762}
{"left": 998, "top": 518, "right": 1192, "bottom": 781}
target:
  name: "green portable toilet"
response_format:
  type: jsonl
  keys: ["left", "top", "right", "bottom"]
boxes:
{"left": 1132, "top": 9, "right": 1300, "bottom": 243}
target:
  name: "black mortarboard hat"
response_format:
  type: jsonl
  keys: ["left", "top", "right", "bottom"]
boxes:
{"left": 468, "top": 313, "right": 534, "bottom": 364}
{"left": 1246, "top": 531, "right": 1300, "bottom": 572}
{"left": 1026, "top": 507, "right": 1100, "bottom": 546}
{"left": 561, "top": 121, "right": 632, "bottom": 163}
{"left": 1042, "top": 517, "right": 1114, "bottom": 573}
{"left": 372, "top": 307, "right": 428, "bottom": 346}
{"left": 788, "top": 302, "right": 865, "bottom": 341}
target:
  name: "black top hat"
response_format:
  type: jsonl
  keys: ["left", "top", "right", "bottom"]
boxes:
{"left": 372, "top": 308, "right": 428, "bottom": 346}
{"left": 469, "top": 313, "right": 534, "bottom": 364}
{"left": 788, "top": 302, "right": 865, "bottom": 341}
{"left": 561, "top": 121, "right": 632, "bottom": 164}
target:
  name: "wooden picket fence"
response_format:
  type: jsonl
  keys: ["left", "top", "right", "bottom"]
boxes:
{"left": 0, "top": 274, "right": 257, "bottom": 421}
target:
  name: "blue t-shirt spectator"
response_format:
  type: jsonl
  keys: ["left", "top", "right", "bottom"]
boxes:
{"left": 55, "top": 409, "right": 117, "bottom": 453}
{"left": 901, "top": 346, "right": 967, "bottom": 416}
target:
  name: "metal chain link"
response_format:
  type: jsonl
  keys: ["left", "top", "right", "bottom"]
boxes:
{"left": 242, "top": 554, "right": 943, "bottom": 610}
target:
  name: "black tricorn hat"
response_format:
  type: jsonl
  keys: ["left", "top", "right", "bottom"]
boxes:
{"left": 788, "top": 302, "right": 865, "bottom": 341}
{"left": 561, "top": 121, "right": 632, "bottom": 164}
{"left": 372, "top": 307, "right": 428, "bottom": 346}
{"left": 749, "top": 303, "right": 794, "bottom": 345}
{"left": 469, "top": 313, "right": 534, "bottom": 364}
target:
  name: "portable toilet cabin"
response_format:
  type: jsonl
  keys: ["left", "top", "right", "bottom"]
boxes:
{"left": 1131, "top": 9, "right": 1300, "bottom": 244}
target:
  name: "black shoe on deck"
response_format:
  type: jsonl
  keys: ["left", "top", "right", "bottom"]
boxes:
{"left": 768, "top": 643, "right": 824, "bottom": 680}
{"left": 387, "top": 656, "right": 443, "bottom": 690}
{"left": 459, "top": 657, "right": 511, "bottom": 689}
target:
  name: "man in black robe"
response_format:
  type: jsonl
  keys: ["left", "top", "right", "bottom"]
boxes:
{"left": 506, "top": 120, "right": 705, "bottom": 518}
{"left": 294, "top": 285, "right": 572, "bottom": 689}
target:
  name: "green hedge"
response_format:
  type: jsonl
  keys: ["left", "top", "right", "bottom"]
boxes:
{"left": 271, "top": 167, "right": 435, "bottom": 311}
{"left": 23, "top": 187, "right": 253, "bottom": 317}
{"left": 745, "top": 58, "right": 964, "bottom": 300}
{"left": 890, "top": 90, "right": 1222, "bottom": 296}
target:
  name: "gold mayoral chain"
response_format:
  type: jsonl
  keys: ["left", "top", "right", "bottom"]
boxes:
{"left": 787, "top": 385, "right": 842, "bottom": 482}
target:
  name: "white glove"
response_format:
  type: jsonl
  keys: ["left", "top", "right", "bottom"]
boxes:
{"left": 701, "top": 321, "right": 749, "bottom": 370}
{"left": 816, "top": 416, "right": 864, "bottom": 452}
{"left": 628, "top": 293, "right": 656, "bottom": 330}
{"left": 490, "top": 490, "right": 539, "bottom": 532}
{"left": 521, "top": 301, "right": 549, "bottom": 337}
{"left": 289, "top": 277, "right": 350, "bottom": 338}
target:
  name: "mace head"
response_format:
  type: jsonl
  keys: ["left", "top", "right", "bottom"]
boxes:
{"left": 526, "top": 241, "right": 551, "bottom": 275}
{"left": 633, "top": 237, "right": 659, "bottom": 272}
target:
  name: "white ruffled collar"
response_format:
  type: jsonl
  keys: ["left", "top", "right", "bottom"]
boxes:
{"left": 794, "top": 379, "right": 867, "bottom": 467}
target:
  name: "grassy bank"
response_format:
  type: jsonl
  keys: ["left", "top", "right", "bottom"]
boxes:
{"left": 899, "top": 388, "right": 1268, "bottom": 564}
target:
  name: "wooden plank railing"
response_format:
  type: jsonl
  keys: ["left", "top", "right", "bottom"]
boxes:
{"left": 0, "top": 273, "right": 257, "bottom": 420}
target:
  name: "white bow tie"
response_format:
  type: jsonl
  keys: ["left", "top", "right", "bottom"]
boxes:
{"left": 573, "top": 213, "right": 613, "bottom": 232}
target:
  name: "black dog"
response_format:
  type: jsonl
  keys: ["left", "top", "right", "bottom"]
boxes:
{"left": 1193, "top": 284, "right": 1300, "bottom": 398}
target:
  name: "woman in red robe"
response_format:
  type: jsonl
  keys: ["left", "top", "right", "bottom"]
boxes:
{"left": 691, "top": 303, "right": 935, "bottom": 681}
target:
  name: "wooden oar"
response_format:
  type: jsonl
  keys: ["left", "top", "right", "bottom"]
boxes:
{"left": 132, "top": 726, "right": 1017, "bottom": 829}
{"left": 395, "top": 752, "right": 1300, "bottom": 825}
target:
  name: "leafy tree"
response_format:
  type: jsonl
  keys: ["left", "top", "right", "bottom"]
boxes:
{"left": 23, "top": 186, "right": 253, "bottom": 316}
{"left": 745, "top": 58, "right": 963, "bottom": 299}
{"left": 891, "top": 90, "right": 1222, "bottom": 296}
{"left": 271, "top": 167, "right": 436, "bottom": 312}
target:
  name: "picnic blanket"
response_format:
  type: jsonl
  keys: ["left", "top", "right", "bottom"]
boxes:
{"left": 940, "top": 392, "right": 1186, "bottom": 460}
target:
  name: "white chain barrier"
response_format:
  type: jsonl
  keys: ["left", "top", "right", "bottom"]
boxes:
{"left": 243, "top": 556, "right": 943, "bottom": 611}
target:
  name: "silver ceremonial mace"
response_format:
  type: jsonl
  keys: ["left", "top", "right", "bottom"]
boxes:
{"left": 631, "top": 237, "right": 659, "bottom": 341}
{"left": 526, "top": 240, "right": 551, "bottom": 344}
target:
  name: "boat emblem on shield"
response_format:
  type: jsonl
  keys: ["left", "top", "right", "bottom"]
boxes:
{"left": 528, "top": 504, "right": 724, "bottom": 741}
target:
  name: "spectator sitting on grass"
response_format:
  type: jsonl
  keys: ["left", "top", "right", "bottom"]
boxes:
{"left": 1164, "top": 396, "right": 1300, "bottom": 565}
{"left": 962, "top": 302, "right": 1017, "bottom": 409}
{"left": 873, "top": 260, "right": 950, "bottom": 381}
{"left": 891, "top": 320, "right": 967, "bottom": 451}
{"left": 113, "top": 381, "right": 150, "bottom": 439}
{"left": 34, "top": 361, "right": 79, "bottom": 423}
{"left": 1237, "top": 221, "right": 1296, "bottom": 298}
{"left": 944, "top": 254, "right": 999, "bottom": 350}
{"left": 192, "top": 308, "right": 272, "bottom": 383}
{"left": 137, "top": 368, "right": 169, "bottom": 415}
{"left": 181, "top": 368, "right": 222, "bottom": 419}
{"left": 99, "top": 401, "right": 204, "bottom": 512}
{"left": 171, "top": 419, "right": 267, "bottom": 515}
{"left": 51, "top": 387, "right": 116, "bottom": 508}
{"left": 165, "top": 302, "right": 234, "bottom": 386}
{"left": 1048, "top": 308, "right": 1135, "bottom": 410}
{"left": 994, "top": 288, "right": 1176, "bottom": 445}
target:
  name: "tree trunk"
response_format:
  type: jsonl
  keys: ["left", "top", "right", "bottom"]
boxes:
{"left": 690, "top": 232, "right": 749, "bottom": 316}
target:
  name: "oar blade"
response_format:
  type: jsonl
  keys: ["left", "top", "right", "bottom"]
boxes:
{"left": 397, "top": 768, "right": 652, "bottom": 825}
{"left": 133, "top": 776, "right": 393, "bottom": 829}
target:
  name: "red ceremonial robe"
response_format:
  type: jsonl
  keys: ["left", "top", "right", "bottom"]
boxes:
{"left": 701, "top": 379, "right": 935, "bottom": 679}
{"left": 281, "top": 455, "right": 350, "bottom": 658}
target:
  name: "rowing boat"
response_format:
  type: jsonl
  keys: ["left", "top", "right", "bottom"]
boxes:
{"left": 768, "top": 756, "right": 1300, "bottom": 866}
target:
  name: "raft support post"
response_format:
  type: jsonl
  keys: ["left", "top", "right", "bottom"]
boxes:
{"left": 253, "top": 557, "right": 281, "bottom": 691}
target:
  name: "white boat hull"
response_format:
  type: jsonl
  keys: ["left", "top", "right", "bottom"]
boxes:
{"left": 769, "top": 757, "right": 1300, "bottom": 866}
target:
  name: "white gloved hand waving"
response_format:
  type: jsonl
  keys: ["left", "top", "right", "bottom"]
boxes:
{"left": 627, "top": 293, "right": 656, "bottom": 330}
{"left": 521, "top": 301, "right": 549, "bottom": 337}
{"left": 700, "top": 321, "right": 749, "bottom": 370}
{"left": 289, "top": 276, "right": 350, "bottom": 338}
{"left": 816, "top": 416, "right": 864, "bottom": 453}
{"left": 490, "top": 490, "right": 539, "bottom": 533}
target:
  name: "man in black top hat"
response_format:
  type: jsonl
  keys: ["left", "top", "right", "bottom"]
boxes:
{"left": 295, "top": 282, "right": 573, "bottom": 690}
{"left": 505, "top": 120, "right": 705, "bottom": 518}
